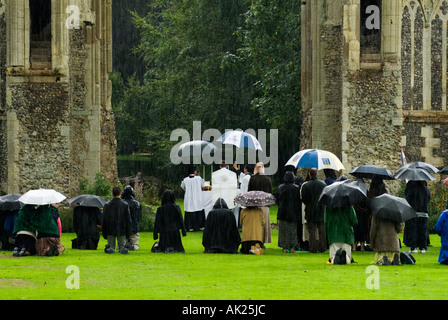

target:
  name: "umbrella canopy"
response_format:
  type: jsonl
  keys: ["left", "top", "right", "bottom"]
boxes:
{"left": 440, "top": 166, "right": 448, "bottom": 175}
{"left": 349, "top": 165, "right": 394, "bottom": 180}
{"left": 217, "top": 131, "right": 263, "bottom": 151}
{"left": 367, "top": 194, "right": 417, "bottom": 223}
{"left": 67, "top": 194, "right": 107, "bottom": 208}
{"left": 396, "top": 161, "right": 439, "bottom": 175}
{"left": 0, "top": 194, "right": 23, "bottom": 211}
{"left": 394, "top": 166, "right": 435, "bottom": 181}
{"left": 285, "top": 149, "right": 345, "bottom": 171}
{"left": 18, "top": 189, "right": 66, "bottom": 206}
{"left": 318, "top": 179, "right": 368, "bottom": 208}
{"left": 178, "top": 140, "right": 217, "bottom": 158}
{"left": 234, "top": 191, "right": 275, "bottom": 207}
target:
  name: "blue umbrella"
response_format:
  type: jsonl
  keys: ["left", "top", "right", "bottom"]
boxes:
{"left": 285, "top": 149, "right": 345, "bottom": 171}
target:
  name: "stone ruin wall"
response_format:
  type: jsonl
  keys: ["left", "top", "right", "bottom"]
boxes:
{"left": 0, "top": 0, "right": 117, "bottom": 196}
{"left": 302, "top": 0, "right": 448, "bottom": 182}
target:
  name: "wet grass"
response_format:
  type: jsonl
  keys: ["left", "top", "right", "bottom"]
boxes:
{"left": 0, "top": 230, "right": 447, "bottom": 300}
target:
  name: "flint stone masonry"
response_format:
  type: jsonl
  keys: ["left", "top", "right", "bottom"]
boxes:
{"left": 301, "top": 0, "right": 448, "bottom": 180}
{"left": 0, "top": 0, "right": 117, "bottom": 196}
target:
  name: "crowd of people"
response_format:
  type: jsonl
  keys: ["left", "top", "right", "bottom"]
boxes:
{"left": 1, "top": 162, "right": 448, "bottom": 267}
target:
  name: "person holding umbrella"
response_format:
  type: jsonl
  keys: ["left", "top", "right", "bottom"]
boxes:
{"left": 248, "top": 162, "right": 273, "bottom": 246}
{"left": 403, "top": 180, "right": 431, "bottom": 253}
{"left": 319, "top": 179, "right": 365, "bottom": 263}
{"left": 235, "top": 190, "right": 275, "bottom": 254}
{"left": 367, "top": 194, "right": 416, "bottom": 265}
{"left": 301, "top": 168, "right": 327, "bottom": 253}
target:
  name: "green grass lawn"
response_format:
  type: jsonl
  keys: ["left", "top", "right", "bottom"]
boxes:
{"left": 1, "top": 229, "right": 447, "bottom": 300}
{"left": 1, "top": 204, "right": 447, "bottom": 300}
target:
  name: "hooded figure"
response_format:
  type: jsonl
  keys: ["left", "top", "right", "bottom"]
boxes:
{"left": 122, "top": 185, "right": 142, "bottom": 250}
{"left": 202, "top": 198, "right": 241, "bottom": 254}
{"left": 73, "top": 206, "right": 101, "bottom": 250}
{"left": 153, "top": 190, "right": 187, "bottom": 253}
{"left": 435, "top": 199, "right": 448, "bottom": 264}
{"left": 276, "top": 171, "right": 301, "bottom": 253}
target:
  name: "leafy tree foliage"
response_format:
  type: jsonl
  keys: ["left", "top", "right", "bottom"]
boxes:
{"left": 112, "top": 0, "right": 302, "bottom": 183}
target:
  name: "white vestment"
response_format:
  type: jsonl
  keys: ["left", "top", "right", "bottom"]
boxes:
{"left": 212, "top": 168, "right": 238, "bottom": 209}
{"left": 181, "top": 175, "right": 204, "bottom": 212}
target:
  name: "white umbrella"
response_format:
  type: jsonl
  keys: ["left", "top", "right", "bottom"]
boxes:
{"left": 217, "top": 131, "right": 263, "bottom": 151}
{"left": 285, "top": 149, "right": 345, "bottom": 171}
{"left": 178, "top": 140, "right": 217, "bottom": 158}
{"left": 19, "top": 189, "right": 67, "bottom": 205}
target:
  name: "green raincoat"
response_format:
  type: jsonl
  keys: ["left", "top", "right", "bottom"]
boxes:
{"left": 13, "top": 205, "right": 59, "bottom": 235}
{"left": 324, "top": 206, "right": 358, "bottom": 245}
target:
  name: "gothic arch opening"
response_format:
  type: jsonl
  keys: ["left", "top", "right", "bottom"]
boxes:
{"left": 360, "top": 0, "right": 382, "bottom": 56}
{"left": 29, "top": 0, "right": 52, "bottom": 69}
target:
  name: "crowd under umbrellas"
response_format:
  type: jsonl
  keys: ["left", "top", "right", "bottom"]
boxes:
{"left": 0, "top": 188, "right": 109, "bottom": 257}
{"left": 1, "top": 144, "right": 448, "bottom": 267}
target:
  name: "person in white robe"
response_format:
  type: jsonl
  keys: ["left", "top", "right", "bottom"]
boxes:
{"left": 212, "top": 162, "right": 238, "bottom": 224}
{"left": 181, "top": 167, "right": 205, "bottom": 231}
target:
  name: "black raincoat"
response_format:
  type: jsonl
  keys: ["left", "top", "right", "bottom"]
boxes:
{"left": 73, "top": 206, "right": 101, "bottom": 249}
{"left": 153, "top": 191, "right": 187, "bottom": 253}
{"left": 276, "top": 171, "right": 301, "bottom": 223}
{"left": 121, "top": 186, "right": 142, "bottom": 234}
{"left": 101, "top": 198, "right": 131, "bottom": 239}
{"left": 202, "top": 198, "right": 241, "bottom": 254}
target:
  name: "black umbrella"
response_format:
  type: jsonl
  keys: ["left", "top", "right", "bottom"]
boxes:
{"left": 0, "top": 194, "right": 23, "bottom": 211}
{"left": 396, "top": 162, "right": 439, "bottom": 175}
{"left": 367, "top": 194, "right": 417, "bottom": 222}
{"left": 440, "top": 166, "right": 448, "bottom": 175}
{"left": 318, "top": 179, "right": 368, "bottom": 208}
{"left": 349, "top": 165, "right": 394, "bottom": 180}
{"left": 394, "top": 167, "right": 435, "bottom": 181}
{"left": 67, "top": 194, "right": 107, "bottom": 208}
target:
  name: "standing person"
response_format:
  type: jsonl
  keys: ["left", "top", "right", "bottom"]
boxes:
{"left": 325, "top": 205, "right": 358, "bottom": 264}
{"left": 435, "top": 199, "right": 448, "bottom": 265}
{"left": 181, "top": 167, "right": 205, "bottom": 231}
{"left": 352, "top": 192, "right": 369, "bottom": 252}
{"left": 102, "top": 186, "right": 131, "bottom": 254}
{"left": 324, "top": 169, "right": 337, "bottom": 186}
{"left": 295, "top": 173, "right": 308, "bottom": 251}
{"left": 153, "top": 190, "right": 187, "bottom": 254}
{"left": 121, "top": 185, "right": 142, "bottom": 251}
{"left": 370, "top": 215, "right": 401, "bottom": 265}
{"left": 276, "top": 171, "right": 301, "bottom": 253}
{"left": 248, "top": 162, "right": 272, "bottom": 246}
{"left": 300, "top": 168, "right": 327, "bottom": 253}
{"left": 404, "top": 180, "right": 431, "bottom": 253}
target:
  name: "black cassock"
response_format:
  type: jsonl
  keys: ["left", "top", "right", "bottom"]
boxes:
{"left": 73, "top": 206, "right": 101, "bottom": 250}
{"left": 153, "top": 203, "right": 187, "bottom": 253}
{"left": 202, "top": 198, "right": 241, "bottom": 254}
